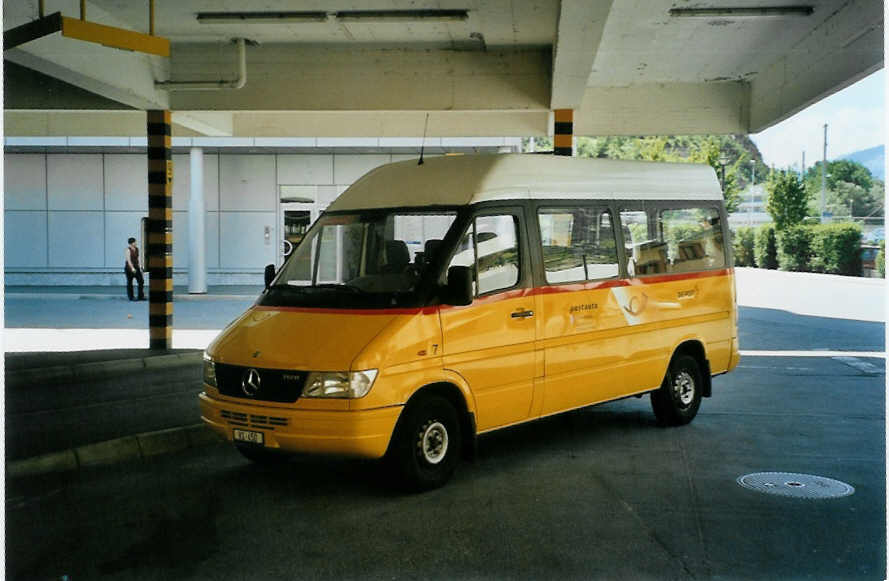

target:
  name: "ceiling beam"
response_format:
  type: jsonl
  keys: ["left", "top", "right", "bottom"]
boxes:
{"left": 4, "top": 1, "right": 170, "bottom": 110}
{"left": 748, "top": 0, "right": 884, "bottom": 132}
{"left": 172, "top": 112, "right": 234, "bottom": 137}
{"left": 4, "top": 109, "right": 550, "bottom": 138}
{"left": 167, "top": 44, "right": 551, "bottom": 112}
{"left": 574, "top": 82, "right": 749, "bottom": 135}
{"left": 5, "top": 110, "right": 148, "bottom": 136}
{"left": 550, "top": 0, "right": 614, "bottom": 110}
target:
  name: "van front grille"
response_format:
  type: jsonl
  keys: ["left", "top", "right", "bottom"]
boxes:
{"left": 215, "top": 364, "right": 307, "bottom": 403}
{"left": 220, "top": 409, "right": 289, "bottom": 430}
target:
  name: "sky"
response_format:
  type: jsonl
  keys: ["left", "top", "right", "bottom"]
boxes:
{"left": 750, "top": 69, "right": 885, "bottom": 171}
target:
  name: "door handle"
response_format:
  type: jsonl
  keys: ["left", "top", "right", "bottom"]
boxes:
{"left": 511, "top": 309, "right": 534, "bottom": 319}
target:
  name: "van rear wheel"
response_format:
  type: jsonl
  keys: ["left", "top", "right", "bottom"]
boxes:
{"left": 387, "top": 395, "right": 461, "bottom": 491}
{"left": 651, "top": 354, "right": 702, "bottom": 426}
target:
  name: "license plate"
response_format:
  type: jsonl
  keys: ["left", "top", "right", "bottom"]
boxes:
{"left": 233, "top": 429, "right": 264, "bottom": 445}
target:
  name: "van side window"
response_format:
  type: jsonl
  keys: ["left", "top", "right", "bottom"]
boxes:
{"left": 620, "top": 207, "right": 724, "bottom": 276}
{"left": 659, "top": 207, "right": 725, "bottom": 272}
{"left": 538, "top": 207, "right": 619, "bottom": 283}
{"left": 620, "top": 210, "right": 663, "bottom": 276}
{"left": 448, "top": 214, "right": 520, "bottom": 296}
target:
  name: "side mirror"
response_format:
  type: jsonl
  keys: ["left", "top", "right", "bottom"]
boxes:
{"left": 445, "top": 265, "right": 473, "bottom": 306}
{"left": 264, "top": 264, "right": 276, "bottom": 289}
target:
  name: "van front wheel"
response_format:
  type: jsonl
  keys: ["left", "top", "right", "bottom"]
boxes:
{"left": 388, "top": 395, "right": 461, "bottom": 491}
{"left": 651, "top": 354, "right": 702, "bottom": 426}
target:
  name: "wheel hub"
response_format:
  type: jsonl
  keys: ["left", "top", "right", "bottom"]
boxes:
{"left": 673, "top": 371, "right": 695, "bottom": 405}
{"left": 419, "top": 421, "right": 449, "bottom": 465}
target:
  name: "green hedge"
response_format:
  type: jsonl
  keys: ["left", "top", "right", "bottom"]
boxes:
{"left": 754, "top": 224, "right": 778, "bottom": 269}
{"left": 878, "top": 240, "right": 885, "bottom": 278}
{"left": 732, "top": 227, "right": 755, "bottom": 266}
{"left": 777, "top": 225, "right": 813, "bottom": 272}
{"left": 809, "top": 223, "right": 862, "bottom": 276}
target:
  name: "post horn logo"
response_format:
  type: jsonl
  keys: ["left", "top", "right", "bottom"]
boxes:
{"left": 623, "top": 293, "right": 649, "bottom": 316}
{"left": 241, "top": 368, "right": 261, "bottom": 397}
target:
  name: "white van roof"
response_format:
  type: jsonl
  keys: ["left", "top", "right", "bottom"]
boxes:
{"left": 327, "top": 153, "right": 723, "bottom": 212}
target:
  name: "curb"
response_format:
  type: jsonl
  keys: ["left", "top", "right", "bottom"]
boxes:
{"left": 6, "top": 351, "right": 203, "bottom": 388}
{"left": 7, "top": 424, "right": 224, "bottom": 479}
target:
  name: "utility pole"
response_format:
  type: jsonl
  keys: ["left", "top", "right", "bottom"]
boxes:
{"left": 801, "top": 151, "right": 805, "bottom": 179}
{"left": 821, "top": 123, "right": 827, "bottom": 222}
{"left": 749, "top": 159, "right": 755, "bottom": 226}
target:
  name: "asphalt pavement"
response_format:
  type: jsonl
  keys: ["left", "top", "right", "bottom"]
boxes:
{"left": 6, "top": 354, "right": 884, "bottom": 580}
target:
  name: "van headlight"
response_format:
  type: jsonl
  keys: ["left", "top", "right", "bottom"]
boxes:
{"left": 202, "top": 353, "right": 217, "bottom": 388}
{"left": 302, "top": 370, "right": 378, "bottom": 399}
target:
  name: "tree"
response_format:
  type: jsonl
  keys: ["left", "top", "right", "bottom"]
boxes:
{"left": 803, "top": 159, "right": 883, "bottom": 217}
{"left": 806, "top": 159, "right": 874, "bottom": 190}
{"left": 766, "top": 170, "right": 809, "bottom": 229}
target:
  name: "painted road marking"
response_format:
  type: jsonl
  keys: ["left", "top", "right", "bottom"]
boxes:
{"left": 831, "top": 356, "right": 884, "bottom": 374}
{"left": 741, "top": 350, "right": 885, "bottom": 359}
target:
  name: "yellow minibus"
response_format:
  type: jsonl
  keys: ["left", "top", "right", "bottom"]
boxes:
{"left": 199, "top": 154, "right": 739, "bottom": 490}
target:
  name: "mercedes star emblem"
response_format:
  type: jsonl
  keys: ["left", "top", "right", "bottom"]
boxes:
{"left": 241, "top": 368, "right": 261, "bottom": 397}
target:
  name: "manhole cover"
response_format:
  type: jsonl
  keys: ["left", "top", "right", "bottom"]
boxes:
{"left": 737, "top": 472, "right": 854, "bottom": 499}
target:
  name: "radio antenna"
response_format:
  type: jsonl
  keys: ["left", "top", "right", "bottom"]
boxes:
{"left": 418, "top": 113, "right": 429, "bottom": 166}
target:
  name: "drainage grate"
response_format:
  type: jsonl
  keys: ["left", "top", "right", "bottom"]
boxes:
{"left": 737, "top": 472, "right": 854, "bottom": 499}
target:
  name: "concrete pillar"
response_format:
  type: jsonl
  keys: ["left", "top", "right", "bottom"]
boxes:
{"left": 146, "top": 110, "right": 173, "bottom": 350}
{"left": 553, "top": 109, "right": 574, "bottom": 156}
{"left": 188, "top": 147, "right": 207, "bottom": 293}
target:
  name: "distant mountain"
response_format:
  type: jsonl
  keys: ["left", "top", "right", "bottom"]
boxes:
{"left": 841, "top": 145, "right": 884, "bottom": 181}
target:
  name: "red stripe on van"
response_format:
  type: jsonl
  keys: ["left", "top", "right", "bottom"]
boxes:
{"left": 256, "top": 269, "right": 733, "bottom": 315}
{"left": 253, "top": 305, "right": 439, "bottom": 316}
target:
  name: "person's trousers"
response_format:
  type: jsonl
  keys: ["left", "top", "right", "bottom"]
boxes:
{"left": 126, "top": 268, "right": 145, "bottom": 300}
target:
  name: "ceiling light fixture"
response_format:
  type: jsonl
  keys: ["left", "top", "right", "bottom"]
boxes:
{"left": 196, "top": 9, "right": 469, "bottom": 24}
{"left": 669, "top": 6, "right": 814, "bottom": 18}
{"left": 196, "top": 11, "right": 329, "bottom": 24}
{"left": 336, "top": 10, "right": 469, "bottom": 22}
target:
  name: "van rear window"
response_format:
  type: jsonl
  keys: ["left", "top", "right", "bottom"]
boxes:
{"left": 620, "top": 206, "right": 725, "bottom": 276}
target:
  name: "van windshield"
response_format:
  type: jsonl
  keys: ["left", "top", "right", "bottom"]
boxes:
{"left": 261, "top": 210, "right": 458, "bottom": 309}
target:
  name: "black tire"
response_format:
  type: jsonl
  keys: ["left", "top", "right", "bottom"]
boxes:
{"left": 387, "top": 395, "right": 461, "bottom": 492}
{"left": 235, "top": 444, "right": 290, "bottom": 464}
{"left": 651, "top": 354, "right": 703, "bottom": 426}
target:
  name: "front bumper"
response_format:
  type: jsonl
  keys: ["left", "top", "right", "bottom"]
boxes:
{"left": 199, "top": 392, "right": 403, "bottom": 459}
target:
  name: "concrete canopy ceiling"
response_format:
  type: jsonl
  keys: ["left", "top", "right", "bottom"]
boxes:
{"left": 4, "top": 0, "right": 884, "bottom": 138}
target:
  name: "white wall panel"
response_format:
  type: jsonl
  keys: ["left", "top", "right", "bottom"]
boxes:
{"left": 219, "top": 155, "right": 275, "bottom": 211}
{"left": 48, "top": 211, "right": 104, "bottom": 267}
{"left": 47, "top": 154, "right": 103, "bottom": 210}
{"left": 219, "top": 212, "right": 276, "bottom": 268}
{"left": 333, "top": 154, "right": 391, "bottom": 185}
{"left": 173, "top": 211, "right": 220, "bottom": 270}
{"left": 104, "top": 155, "right": 148, "bottom": 211}
{"left": 5, "top": 154, "right": 47, "bottom": 210}
{"left": 172, "top": 153, "right": 219, "bottom": 212}
{"left": 317, "top": 185, "right": 340, "bottom": 205}
{"left": 277, "top": 154, "right": 333, "bottom": 185}
{"left": 105, "top": 212, "right": 146, "bottom": 268}
{"left": 4, "top": 211, "right": 47, "bottom": 267}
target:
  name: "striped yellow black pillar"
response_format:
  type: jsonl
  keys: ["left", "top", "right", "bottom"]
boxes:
{"left": 146, "top": 110, "right": 173, "bottom": 350}
{"left": 553, "top": 109, "right": 574, "bottom": 156}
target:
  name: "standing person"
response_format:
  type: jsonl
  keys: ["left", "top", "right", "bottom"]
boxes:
{"left": 125, "top": 237, "right": 146, "bottom": 301}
